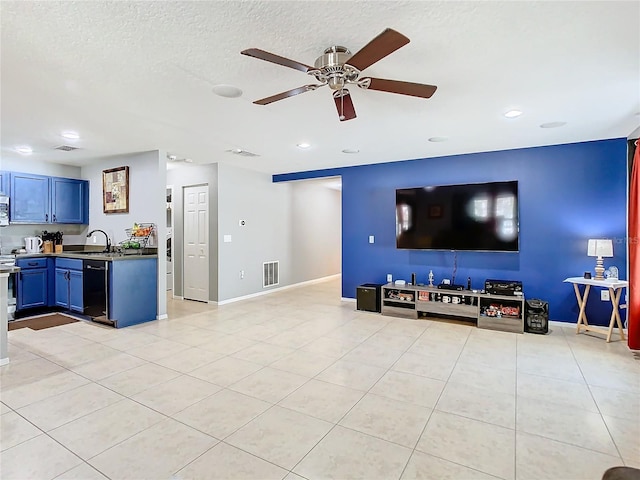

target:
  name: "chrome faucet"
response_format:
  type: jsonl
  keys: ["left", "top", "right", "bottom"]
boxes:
{"left": 87, "top": 229, "right": 111, "bottom": 253}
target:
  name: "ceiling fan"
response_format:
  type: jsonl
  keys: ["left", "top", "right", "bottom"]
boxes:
{"left": 241, "top": 28, "right": 437, "bottom": 122}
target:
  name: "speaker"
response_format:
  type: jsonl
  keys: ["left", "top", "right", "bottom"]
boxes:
{"left": 525, "top": 298, "right": 549, "bottom": 334}
{"left": 411, "top": 273, "right": 417, "bottom": 285}
{"left": 356, "top": 283, "right": 383, "bottom": 313}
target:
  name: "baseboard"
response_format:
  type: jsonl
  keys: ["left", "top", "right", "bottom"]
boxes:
{"left": 217, "top": 274, "right": 341, "bottom": 305}
{"left": 156, "top": 314, "right": 168, "bottom": 320}
{"left": 341, "top": 297, "right": 356, "bottom": 303}
{"left": 0, "top": 358, "right": 9, "bottom": 366}
{"left": 548, "top": 319, "right": 628, "bottom": 333}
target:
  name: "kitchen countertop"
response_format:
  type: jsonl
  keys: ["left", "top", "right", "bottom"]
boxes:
{"left": 0, "top": 265, "right": 20, "bottom": 274}
{"left": 15, "top": 252, "right": 157, "bottom": 261}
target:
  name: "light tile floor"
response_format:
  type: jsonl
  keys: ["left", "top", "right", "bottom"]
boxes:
{"left": 1, "top": 277, "right": 639, "bottom": 480}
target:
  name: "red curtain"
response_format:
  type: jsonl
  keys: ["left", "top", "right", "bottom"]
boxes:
{"left": 629, "top": 142, "right": 640, "bottom": 350}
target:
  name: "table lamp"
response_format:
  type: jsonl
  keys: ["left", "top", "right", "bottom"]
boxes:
{"left": 587, "top": 239, "right": 613, "bottom": 280}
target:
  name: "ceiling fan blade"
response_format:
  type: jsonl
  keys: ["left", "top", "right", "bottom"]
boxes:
{"left": 346, "top": 28, "right": 410, "bottom": 71}
{"left": 241, "top": 48, "right": 314, "bottom": 73}
{"left": 333, "top": 89, "right": 356, "bottom": 121}
{"left": 253, "top": 85, "right": 322, "bottom": 105}
{"left": 363, "top": 78, "right": 437, "bottom": 98}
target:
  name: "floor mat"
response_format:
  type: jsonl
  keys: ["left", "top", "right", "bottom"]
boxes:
{"left": 8, "top": 314, "right": 80, "bottom": 331}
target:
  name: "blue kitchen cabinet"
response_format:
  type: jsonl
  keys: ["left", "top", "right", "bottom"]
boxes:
{"left": 10, "top": 173, "right": 50, "bottom": 223}
{"left": 69, "top": 270, "right": 83, "bottom": 312}
{"left": 0, "top": 170, "right": 9, "bottom": 195}
{"left": 109, "top": 258, "right": 157, "bottom": 328}
{"left": 51, "top": 177, "right": 89, "bottom": 224}
{"left": 8, "top": 172, "right": 89, "bottom": 224}
{"left": 55, "top": 258, "right": 83, "bottom": 312}
{"left": 16, "top": 258, "right": 49, "bottom": 310}
{"left": 55, "top": 268, "right": 69, "bottom": 307}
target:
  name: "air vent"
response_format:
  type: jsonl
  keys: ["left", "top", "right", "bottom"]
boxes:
{"left": 227, "top": 148, "right": 259, "bottom": 157}
{"left": 54, "top": 145, "right": 80, "bottom": 151}
{"left": 263, "top": 261, "right": 279, "bottom": 288}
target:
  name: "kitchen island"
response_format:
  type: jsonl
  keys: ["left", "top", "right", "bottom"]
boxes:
{"left": 14, "top": 252, "right": 157, "bottom": 328}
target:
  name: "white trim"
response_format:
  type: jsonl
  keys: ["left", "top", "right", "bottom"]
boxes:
{"left": 157, "top": 314, "right": 168, "bottom": 320}
{"left": 217, "top": 274, "right": 341, "bottom": 305}
{"left": 0, "top": 357, "right": 9, "bottom": 366}
{"left": 172, "top": 295, "right": 184, "bottom": 300}
{"left": 341, "top": 297, "right": 356, "bottom": 303}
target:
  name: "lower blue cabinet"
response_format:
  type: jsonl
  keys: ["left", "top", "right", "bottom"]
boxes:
{"left": 16, "top": 258, "right": 49, "bottom": 310}
{"left": 55, "top": 259, "right": 83, "bottom": 313}
{"left": 17, "top": 269, "right": 48, "bottom": 309}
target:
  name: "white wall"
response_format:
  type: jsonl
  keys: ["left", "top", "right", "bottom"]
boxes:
{"left": 81, "top": 150, "right": 167, "bottom": 318}
{"left": 291, "top": 179, "right": 341, "bottom": 283}
{"left": 217, "top": 163, "right": 292, "bottom": 302}
{"left": 0, "top": 157, "right": 81, "bottom": 178}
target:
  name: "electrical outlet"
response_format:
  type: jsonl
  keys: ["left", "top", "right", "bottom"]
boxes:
{"left": 240, "top": 270, "right": 245, "bottom": 279}
{"left": 601, "top": 290, "right": 610, "bottom": 301}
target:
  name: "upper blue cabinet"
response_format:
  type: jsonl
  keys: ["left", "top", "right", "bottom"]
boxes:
{"left": 51, "top": 177, "right": 89, "bottom": 224}
{"left": 9, "top": 172, "right": 89, "bottom": 224}
{"left": 0, "top": 171, "right": 9, "bottom": 195}
{"left": 10, "top": 173, "right": 50, "bottom": 223}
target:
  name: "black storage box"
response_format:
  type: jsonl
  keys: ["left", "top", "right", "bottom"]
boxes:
{"left": 525, "top": 298, "right": 549, "bottom": 334}
{"left": 356, "top": 283, "right": 383, "bottom": 313}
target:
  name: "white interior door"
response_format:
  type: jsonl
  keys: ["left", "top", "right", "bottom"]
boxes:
{"left": 183, "top": 184, "right": 209, "bottom": 302}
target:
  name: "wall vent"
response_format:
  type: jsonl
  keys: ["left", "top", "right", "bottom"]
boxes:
{"left": 54, "top": 145, "right": 80, "bottom": 151}
{"left": 263, "top": 261, "right": 279, "bottom": 288}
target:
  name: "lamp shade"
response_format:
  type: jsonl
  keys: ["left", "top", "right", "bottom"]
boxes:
{"left": 587, "top": 239, "right": 614, "bottom": 257}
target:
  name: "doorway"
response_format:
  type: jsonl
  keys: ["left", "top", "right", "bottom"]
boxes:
{"left": 183, "top": 184, "right": 209, "bottom": 302}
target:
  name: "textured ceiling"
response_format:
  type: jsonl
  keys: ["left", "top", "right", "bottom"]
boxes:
{"left": 1, "top": 1, "right": 639, "bottom": 174}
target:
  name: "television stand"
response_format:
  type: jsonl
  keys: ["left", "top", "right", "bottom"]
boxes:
{"left": 380, "top": 283, "right": 525, "bottom": 334}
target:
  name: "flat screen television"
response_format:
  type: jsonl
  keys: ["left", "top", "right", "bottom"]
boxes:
{"left": 396, "top": 181, "right": 519, "bottom": 251}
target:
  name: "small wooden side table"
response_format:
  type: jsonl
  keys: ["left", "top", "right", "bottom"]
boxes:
{"left": 563, "top": 277, "right": 628, "bottom": 342}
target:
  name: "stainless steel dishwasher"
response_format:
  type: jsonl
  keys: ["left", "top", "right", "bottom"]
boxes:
{"left": 83, "top": 259, "right": 112, "bottom": 325}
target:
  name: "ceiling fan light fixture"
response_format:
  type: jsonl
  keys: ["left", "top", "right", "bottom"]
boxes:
{"left": 342, "top": 148, "right": 359, "bottom": 154}
{"left": 428, "top": 137, "right": 448, "bottom": 143}
{"left": 212, "top": 84, "right": 243, "bottom": 98}
{"left": 504, "top": 110, "right": 523, "bottom": 118}
{"left": 540, "top": 121, "right": 567, "bottom": 128}
{"left": 297, "top": 143, "right": 311, "bottom": 149}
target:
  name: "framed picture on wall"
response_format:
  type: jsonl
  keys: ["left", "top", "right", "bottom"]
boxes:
{"left": 103, "top": 166, "right": 129, "bottom": 214}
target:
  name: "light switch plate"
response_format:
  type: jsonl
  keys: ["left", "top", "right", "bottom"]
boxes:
{"left": 386, "top": 274, "right": 393, "bottom": 282}
{"left": 369, "top": 235, "right": 375, "bottom": 244}
{"left": 601, "top": 290, "right": 610, "bottom": 301}
{"left": 223, "top": 235, "right": 232, "bottom": 243}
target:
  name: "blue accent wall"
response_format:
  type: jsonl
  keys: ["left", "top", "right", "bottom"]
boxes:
{"left": 274, "top": 139, "right": 628, "bottom": 325}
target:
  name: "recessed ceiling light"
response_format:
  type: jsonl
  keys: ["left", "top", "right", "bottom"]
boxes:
{"left": 184, "top": 158, "right": 193, "bottom": 163}
{"left": 61, "top": 131, "right": 80, "bottom": 140}
{"left": 540, "top": 121, "right": 567, "bottom": 128}
{"left": 504, "top": 110, "right": 523, "bottom": 118}
{"left": 15, "top": 145, "right": 33, "bottom": 155}
{"left": 342, "top": 148, "right": 360, "bottom": 154}
{"left": 297, "top": 143, "right": 311, "bottom": 149}
{"left": 212, "top": 84, "right": 243, "bottom": 98}
{"left": 428, "top": 137, "right": 448, "bottom": 143}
